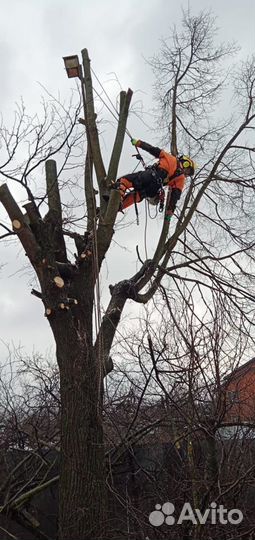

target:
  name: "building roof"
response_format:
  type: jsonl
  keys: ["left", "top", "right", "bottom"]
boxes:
{"left": 224, "top": 356, "right": 255, "bottom": 384}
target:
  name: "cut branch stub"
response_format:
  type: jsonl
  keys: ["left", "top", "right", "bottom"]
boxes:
{"left": 12, "top": 219, "right": 22, "bottom": 230}
{"left": 45, "top": 160, "right": 67, "bottom": 263}
{"left": 31, "top": 289, "right": 43, "bottom": 300}
{"left": 59, "top": 303, "right": 70, "bottom": 310}
{"left": 69, "top": 298, "right": 78, "bottom": 305}
{"left": 80, "top": 250, "right": 92, "bottom": 260}
{"left": 0, "top": 184, "right": 41, "bottom": 266}
{"left": 23, "top": 202, "right": 41, "bottom": 224}
{"left": 107, "top": 88, "right": 133, "bottom": 186}
{"left": 64, "top": 297, "right": 78, "bottom": 306}
{"left": 58, "top": 298, "right": 78, "bottom": 310}
{"left": 53, "top": 276, "right": 65, "bottom": 288}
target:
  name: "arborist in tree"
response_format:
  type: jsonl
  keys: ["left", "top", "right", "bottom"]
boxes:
{"left": 115, "top": 139, "right": 196, "bottom": 221}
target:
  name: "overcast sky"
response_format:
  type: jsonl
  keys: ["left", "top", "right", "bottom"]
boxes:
{"left": 0, "top": 0, "right": 255, "bottom": 361}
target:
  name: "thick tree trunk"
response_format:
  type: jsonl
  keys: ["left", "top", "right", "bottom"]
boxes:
{"left": 50, "top": 308, "right": 105, "bottom": 540}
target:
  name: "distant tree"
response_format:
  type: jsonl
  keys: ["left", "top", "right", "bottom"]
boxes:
{"left": 0, "top": 8, "right": 255, "bottom": 539}
{"left": 110, "top": 287, "right": 255, "bottom": 539}
{"left": 146, "top": 9, "right": 255, "bottom": 338}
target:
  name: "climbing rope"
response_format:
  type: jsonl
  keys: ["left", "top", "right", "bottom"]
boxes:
{"left": 91, "top": 66, "right": 151, "bottom": 174}
{"left": 80, "top": 77, "right": 106, "bottom": 402}
{"left": 144, "top": 199, "right": 149, "bottom": 260}
{"left": 91, "top": 67, "right": 132, "bottom": 139}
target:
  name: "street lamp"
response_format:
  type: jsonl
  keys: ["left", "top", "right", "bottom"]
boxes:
{"left": 63, "top": 55, "right": 81, "bottom": 79}
{"left": 63, "top": 53, "right": 87, "bottom": 117}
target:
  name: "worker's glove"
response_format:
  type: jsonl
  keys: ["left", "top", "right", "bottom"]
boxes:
{"left": 131, "top": 138, "right": 140, "bottom": 147}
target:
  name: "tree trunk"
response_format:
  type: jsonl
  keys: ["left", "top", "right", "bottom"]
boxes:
{"left": 50, "top": 306, "right": 105, "bottom": 540}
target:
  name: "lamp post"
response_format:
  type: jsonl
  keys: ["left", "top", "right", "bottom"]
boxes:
{"left": 63, "top": 54, "right": 87, "bottom": 120}
{"left": 63, "top": 54, "right": 81, "bottom": 79}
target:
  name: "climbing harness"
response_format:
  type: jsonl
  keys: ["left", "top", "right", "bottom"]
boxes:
{"left": 130, "top": 158, "right": 167, "bottom": 220}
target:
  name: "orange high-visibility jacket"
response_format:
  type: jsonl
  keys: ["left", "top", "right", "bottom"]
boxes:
{"left": 158, "top": 150, "right": 185, "bottom": 192}
{"left": 135, "top": 141, "right": 186, "bottom": 214}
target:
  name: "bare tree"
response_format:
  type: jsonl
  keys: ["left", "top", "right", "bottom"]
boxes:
{"left": 0, "top": 47, "right": 133, "bottom": 539}
{"left": 107, "top": 286, "right": 255, "bottom": 539}
{"left": 0, "top": 350, "right": 59, "bottom": 539}
{"left": 0, "top": 7, "right": 255, "bottom": 539}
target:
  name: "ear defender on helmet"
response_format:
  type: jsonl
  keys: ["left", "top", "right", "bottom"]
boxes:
{"left": 179, "top": 155, "right": 196, "bottom": 176}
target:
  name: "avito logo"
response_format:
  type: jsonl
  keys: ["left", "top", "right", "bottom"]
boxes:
{"left": 149, "top": 501, "right": 243, "bottom": 526}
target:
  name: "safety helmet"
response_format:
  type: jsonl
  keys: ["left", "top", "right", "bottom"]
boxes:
{"left": 179, "top": 155, "right": 196, "bottom": 176}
